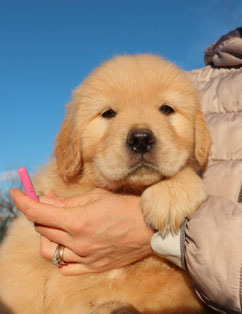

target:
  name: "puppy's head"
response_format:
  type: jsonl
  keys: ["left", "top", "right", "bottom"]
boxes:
{"left": 55, "top": 55, "right": 210, "bottom": 192}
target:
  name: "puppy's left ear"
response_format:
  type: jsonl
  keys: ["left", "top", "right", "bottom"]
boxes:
{"left": 54, "top": 116, "right": 83, "bottom": 183}
{"left": 194, "top": 108, "right": 211, "bottom": 175}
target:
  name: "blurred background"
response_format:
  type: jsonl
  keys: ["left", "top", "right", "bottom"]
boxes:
{"left": 0, "top": 0, "right": 242, "bottom": 229}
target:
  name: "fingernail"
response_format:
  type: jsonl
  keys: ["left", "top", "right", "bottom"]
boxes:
{"left": 48, "top": 190, "right": 56, "bottom": 198}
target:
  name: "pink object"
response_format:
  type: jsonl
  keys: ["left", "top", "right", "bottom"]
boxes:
{"left": 18, "top": 167, "right": 39, "bottom": 201}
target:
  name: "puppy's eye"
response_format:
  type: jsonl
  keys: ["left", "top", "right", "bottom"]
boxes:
{"left": 101, "top": 109, "right": 116, "bottom": 118}
{"left": 159, "top": 105, "right": 175, "bottom": 115}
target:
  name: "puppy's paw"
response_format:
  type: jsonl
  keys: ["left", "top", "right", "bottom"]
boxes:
{"left": 141, "top": 183, "right": 179, "bottom": 235}
{"left": 141, "top": 172, "right": 207, "bottom": 235}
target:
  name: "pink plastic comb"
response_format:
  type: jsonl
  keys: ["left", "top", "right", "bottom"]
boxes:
{"left": 18, "top": 168, "right": 39, "bottom": 201}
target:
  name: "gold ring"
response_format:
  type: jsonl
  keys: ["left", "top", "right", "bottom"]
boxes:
{"left": 52, "top": 244, "right": 66, "bottom": 267}
{"left": 57, "top": 245, "right": 65, "bottom": 264}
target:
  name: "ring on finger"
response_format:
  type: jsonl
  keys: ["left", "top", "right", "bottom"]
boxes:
{"left": 52, "top": 244, "right": 66, "bottom": 267}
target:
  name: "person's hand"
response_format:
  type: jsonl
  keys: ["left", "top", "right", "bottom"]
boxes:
{"left": 11, "top": 188, "right": 154, "bottom": 276}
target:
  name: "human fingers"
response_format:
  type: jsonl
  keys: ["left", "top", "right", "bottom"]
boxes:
{"left": 57, "top": 257, "right": 114, "bottom": 276}
{"left": 58, "top": 263, "right": 96, "bottom": 276}
{"left": 11, "top": 188, "right": 70, "bottom": 230}
{"left": 57, "top": 254, "right": 139, "bottom": 276}
{"left": 40, "top": 236, "right": 84, "bottom": 263}
{"left": 40, "top": 237, "right": 112, "bottom": 266}
{"left": 40, "top": 188, "right": 110, "bottom": 208}
{"left": 46, "top": 191, "right": 57, "bottom": 198}
{"left": 35, "top": 224, "right": 71, "bottom": 246}
{"left": 39, "top": 195, "right": 72, "bottom": 207}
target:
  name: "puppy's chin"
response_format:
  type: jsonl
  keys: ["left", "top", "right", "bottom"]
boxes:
{"left": 93, "top": 161, "right": 164, "bottom": 192}
{"left": 125, "top": 168, "right": 164, "bottom": 188}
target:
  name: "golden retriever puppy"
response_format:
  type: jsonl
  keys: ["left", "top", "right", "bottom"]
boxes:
{"left": 0, "top": 55, "right": 210, "bottom": 314}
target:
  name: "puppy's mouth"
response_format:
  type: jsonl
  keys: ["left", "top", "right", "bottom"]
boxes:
{"left": 122, "top": 158, "right": 164, "bottom": 190}
{"left": 128, "top": 159, "right": 160, "bottom": 175}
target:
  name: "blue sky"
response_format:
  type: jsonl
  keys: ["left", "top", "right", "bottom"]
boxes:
{"left": 1, "top": 0, "right": 242, "bottom": 181}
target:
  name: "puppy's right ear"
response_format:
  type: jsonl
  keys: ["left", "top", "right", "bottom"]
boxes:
{"left": 194, "top": 108, "right": 211, "bottom": 175}
{"left": 54, "top": 117, "right": 82, "bottom": 182}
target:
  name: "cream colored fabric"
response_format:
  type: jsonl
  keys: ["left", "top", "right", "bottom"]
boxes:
{"left": 151, "top": 231, "right": 182, "bottom": 268}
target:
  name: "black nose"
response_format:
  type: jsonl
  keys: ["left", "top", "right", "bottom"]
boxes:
{"left": 126, "top": 129, "right": 155, "bottom": 154}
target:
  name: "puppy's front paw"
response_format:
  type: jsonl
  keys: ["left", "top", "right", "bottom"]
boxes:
{"left": 140, "top": 183, "right": 181, "bottom": 235}
{"left": 141, "top": 174, "right": 206, "bottom": 235}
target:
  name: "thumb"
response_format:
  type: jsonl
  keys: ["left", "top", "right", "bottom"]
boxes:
{"left": 11, "top": 188, "right": 36, "bottom": 205}
{"left": 11, "top": 188, "right": 70, "bottom": 230}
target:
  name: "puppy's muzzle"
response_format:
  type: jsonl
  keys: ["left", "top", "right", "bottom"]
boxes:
{"left": 126, "top": 129, "right": 155, "bottom": 154}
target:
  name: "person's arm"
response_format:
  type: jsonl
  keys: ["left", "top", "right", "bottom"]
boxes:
{"left": 151, "top": 196, "right": 242, "bottom": 314}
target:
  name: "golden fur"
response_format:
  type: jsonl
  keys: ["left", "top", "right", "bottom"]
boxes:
{"left": 0, "top": 55, "right": 211, "bottom": 314}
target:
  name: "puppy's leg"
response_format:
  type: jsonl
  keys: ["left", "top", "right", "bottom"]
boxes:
{"left": 88, "top": 302, "right": 139, "bottom": 314}
{"left": 141, "top": 167, "right": 206, "bottom": 235}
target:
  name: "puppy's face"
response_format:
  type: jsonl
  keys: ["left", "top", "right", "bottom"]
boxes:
{"left": 55, "top": 55, "right": 210, "bottom": 192}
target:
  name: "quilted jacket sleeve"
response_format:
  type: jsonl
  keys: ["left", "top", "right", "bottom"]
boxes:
{"left": 151, "top": 196, "right": 242, "bottom": 313}
{"left": 185, "top": 196, "right": 242, "bottom": 313}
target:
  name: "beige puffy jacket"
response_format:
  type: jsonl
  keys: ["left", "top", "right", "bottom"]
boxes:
{"left": 152, "top": 28, "right": 242, "bottom": 313}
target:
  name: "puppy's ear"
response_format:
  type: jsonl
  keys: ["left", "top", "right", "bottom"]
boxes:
{"left": 54, "top": 117, "right": 82, "bottom": 182}
{"left": 194, "top": 108, "right": 211, "bottom": 175}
